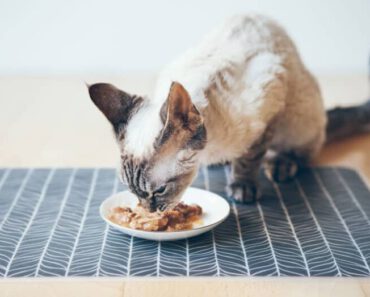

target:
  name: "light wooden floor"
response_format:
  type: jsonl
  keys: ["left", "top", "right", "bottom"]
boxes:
{"left": 0, "top": 75, "right": 369, "bottom": 296}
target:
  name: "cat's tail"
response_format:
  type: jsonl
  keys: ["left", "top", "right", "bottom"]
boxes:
{"left": 326, "top": 99, "right": 370, "bottom": 143}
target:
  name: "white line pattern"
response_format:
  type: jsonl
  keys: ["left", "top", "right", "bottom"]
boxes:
{"left": 334, "top": 169, "right": 370, "bottom": 227}
{"left": 232, "top": 203, "right": 250, "bottom": 275}
{"left": 0, "top": 166, "right": 370, "bottom": 277}
{"left": 223, "top": 166, "right": 250, "bottom": 275}
{"left": 127, "top": 236, "right": 134, "bottom": 276}
{"left": 185, "top": 239, "right": 190, "bottom": 277}
{"left": 65, "top": 169, "right": 99, "bottom": 276}
{"left": 272, "top": 182, "right": 310, "bottom": 276}
{"left": 294, "top": 179, "right": 342, "bottom": 276}
{"left": 94, "top": 172, "right": 131, "bottom": 277}
{"left": 203, "top": 166, "right": 220, "bottom": 276}
{"left": 313, "top": 170, "right": 370, "bottom": 274}
{"left": 35, "top": 169, "right": 77, "bottom": 276}
{"left": 96, "top": 175, "right": 119, "bottom": 276}
{"left": 4, "top": 169, "right": 55, "bottom": 277}
{"left": 0, "top": 169, "right": 11, "bottom": 193}
{"left": 256, "top": 201, "right": 280, "bottom": 276}
{"left": 0, "top": 169, "right": 33, "bottom": 231}
{"left": 156, "top": 241, "right": 161, "bottom": 277}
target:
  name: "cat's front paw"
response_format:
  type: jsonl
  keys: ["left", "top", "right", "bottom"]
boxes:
{"left": 226, "top": 181, "right": 258, "bottom": 204}
{"left": 264, "top": 154, "right": 298, "bottom": 182}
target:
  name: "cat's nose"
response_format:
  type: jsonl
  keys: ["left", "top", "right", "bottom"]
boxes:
{"left": 148, "top": 197, "right": 157, "bottom": 213}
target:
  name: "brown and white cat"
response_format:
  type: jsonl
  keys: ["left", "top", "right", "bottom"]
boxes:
{"left": 88, "top": 14, "right": 370, "bottom": 212}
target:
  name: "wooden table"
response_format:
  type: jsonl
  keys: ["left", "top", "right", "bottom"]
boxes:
{"left": 0, "top": 76, "right": 369, "bottom": 296}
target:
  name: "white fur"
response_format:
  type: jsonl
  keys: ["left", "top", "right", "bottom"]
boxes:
{"left": 124, "top": 14, "right": 327, "bottom": 163}
{"left": 124, "top": 101, "right": 163, "bottom": 157}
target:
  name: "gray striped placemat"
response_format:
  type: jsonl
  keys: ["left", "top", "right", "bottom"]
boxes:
{"left": 0, "top": 166, "right": 369, "bottom": 277}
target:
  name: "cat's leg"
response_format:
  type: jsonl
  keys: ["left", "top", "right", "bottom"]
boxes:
{"left": 264, "top": 151, "right": 305, "bottom": 182}
{"left": 264, "top": 131, "right": 325, "bottom": 182}
{"left": 227, "top": 52, "right": 288, "bottom": 202}
{"left": 227, "top": 131, "right": 272, "bottom": 203}
{"left": 262, "top": 59, "right": 327, "bottom": 182}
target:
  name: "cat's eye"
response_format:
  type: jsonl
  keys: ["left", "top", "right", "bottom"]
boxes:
{"left": 154, "top": 185, "right": 167, "bottom": 195}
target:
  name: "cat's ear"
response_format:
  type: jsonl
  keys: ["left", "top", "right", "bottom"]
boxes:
{"left": 88, "top": 83, "right": 143, "bottom": 130}
{"left": 160, "top": 82, "right": 202, "bottom": 131}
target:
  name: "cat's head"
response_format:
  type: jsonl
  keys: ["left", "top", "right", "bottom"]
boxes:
{"left": 88, "top": 82, "right": 206, "bottom": 212}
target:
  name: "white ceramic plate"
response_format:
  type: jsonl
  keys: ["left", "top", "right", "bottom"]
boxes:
{"left": 100, "top": 187, "right": 230, "bottom": 241}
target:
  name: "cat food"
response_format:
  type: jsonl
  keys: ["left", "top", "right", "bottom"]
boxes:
{"left": 108, "top": 202, "right": 202, "bottom": 232}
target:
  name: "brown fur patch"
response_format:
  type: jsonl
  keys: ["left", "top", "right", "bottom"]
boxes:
{"left": 166, "top": 82, "right": 202, "bottom": 132}
{"left": 156, "top": 82, "right": 205, "bottom": 151}
{"left": 88, "top": 83, "right": 143, "bottom": 134}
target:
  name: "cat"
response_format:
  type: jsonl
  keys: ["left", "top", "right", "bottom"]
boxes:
{"left": 88, "top": 14, "right": 370, "bottom": 212}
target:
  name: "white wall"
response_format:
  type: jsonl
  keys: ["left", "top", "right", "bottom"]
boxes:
{"left": 0, "top": 0, "right": 369, "bottom": 75}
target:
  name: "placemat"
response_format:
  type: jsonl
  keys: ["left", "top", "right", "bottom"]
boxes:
{"left": 0, "top": 166, "right": 369, "bottom": 277}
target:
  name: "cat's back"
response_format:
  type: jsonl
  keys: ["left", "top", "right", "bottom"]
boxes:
{"left": 169, "top": 14, "right": 295, "bottom": 69}
{"left": 155, "top": 14, "right": 299, "bottom": 105}
{"left": 201, "top": 14, "right": 293, "bottom": 54}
